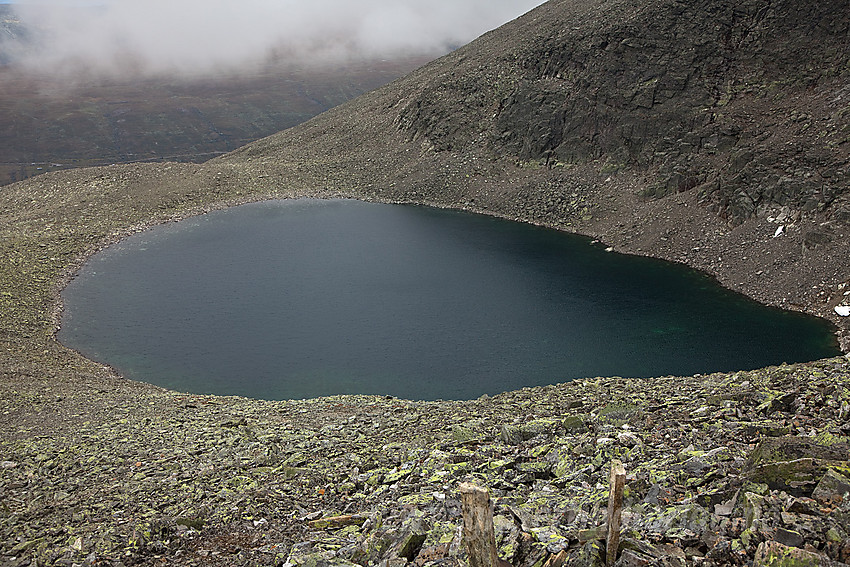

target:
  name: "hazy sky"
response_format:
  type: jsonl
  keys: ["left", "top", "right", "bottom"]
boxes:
{"left": 6, "top": 0, "right": 545, "bottom": 78}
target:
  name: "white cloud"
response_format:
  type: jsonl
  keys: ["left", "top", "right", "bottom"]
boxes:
{"left": 9, "top": 0, "right": 545, "bottom": 78}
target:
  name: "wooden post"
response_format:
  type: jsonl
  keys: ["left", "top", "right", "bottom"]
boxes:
{"left": 606, "top": 460, "right": 626, "bottom": 567}
{"left": 460, "top": 482, "right": 501, "bottom": 567}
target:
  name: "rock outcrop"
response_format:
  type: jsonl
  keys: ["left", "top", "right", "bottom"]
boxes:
{"left": 396, "top": 0, "right": 850, "bottom": 224}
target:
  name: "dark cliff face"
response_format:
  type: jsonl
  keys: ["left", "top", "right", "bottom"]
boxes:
{"left": 395, "top": 0, "right": 850, "bottom": 224}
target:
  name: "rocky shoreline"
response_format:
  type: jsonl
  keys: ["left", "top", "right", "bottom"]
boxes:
{"left": 1, "top": 163, "right": 849, "bottom": 566}
{"left": 0, "top": 131, "right": 847, "bottom": 567}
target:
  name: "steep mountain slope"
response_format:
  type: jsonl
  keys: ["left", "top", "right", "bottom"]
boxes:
{"left": 402, "top": 0, "right": 850, "bottom": 218}
{"left": 230, "top": 0, "right": 850, "bottom": 221}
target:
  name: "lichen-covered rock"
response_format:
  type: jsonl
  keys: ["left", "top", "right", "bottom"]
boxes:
{"left": 754, "top": 541, "right": 844, "bottom": 567}
{"left": 500, "top": 419, "right": 560, "bottom": 445}
{"left": 748, "top": 437, "right": 850, "bottom": 466}
{"left": 812, "top": 469, "right": 850, "bottom": 506}
{"left": 744, "top": 437, "right": 850, "bottom": 495}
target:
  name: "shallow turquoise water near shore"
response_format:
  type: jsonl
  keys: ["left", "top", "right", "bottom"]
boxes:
{"left": 58, "top": 199, "right": 840, "bottom": 400}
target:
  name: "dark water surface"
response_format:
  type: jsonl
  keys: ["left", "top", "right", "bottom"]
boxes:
{"left": 59, "top": 199, "right": 840, "bottom": 400}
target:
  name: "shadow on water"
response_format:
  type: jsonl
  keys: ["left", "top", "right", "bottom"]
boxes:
{"left": 59, "top": 199, "right": 840, "bottom": 400}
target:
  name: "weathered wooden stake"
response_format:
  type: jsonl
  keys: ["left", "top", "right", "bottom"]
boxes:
{"left": 460, "top": 482, "right": 501, "bottom": 567}
{"left": 606, "top": 460, "right": 626, "bottom": 567}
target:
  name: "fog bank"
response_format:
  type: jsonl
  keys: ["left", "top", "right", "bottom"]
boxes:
{"left": 7, "top": 0, "right": 545, "bottom": 78}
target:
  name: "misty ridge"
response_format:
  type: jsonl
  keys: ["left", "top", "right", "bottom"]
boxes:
{"left": 1, "top": 0, "right": 545, "bottom": 80}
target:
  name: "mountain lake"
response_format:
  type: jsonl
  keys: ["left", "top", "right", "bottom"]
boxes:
{"left": 58, "top": 198, "right": 841, "bottom": 400}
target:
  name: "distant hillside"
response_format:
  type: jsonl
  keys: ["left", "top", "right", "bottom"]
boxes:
{"left": 0, "top": 57, "right": 429, "bottom": 186}
{"left": 0, "top": 1, "right": 431, "bottom": 186}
